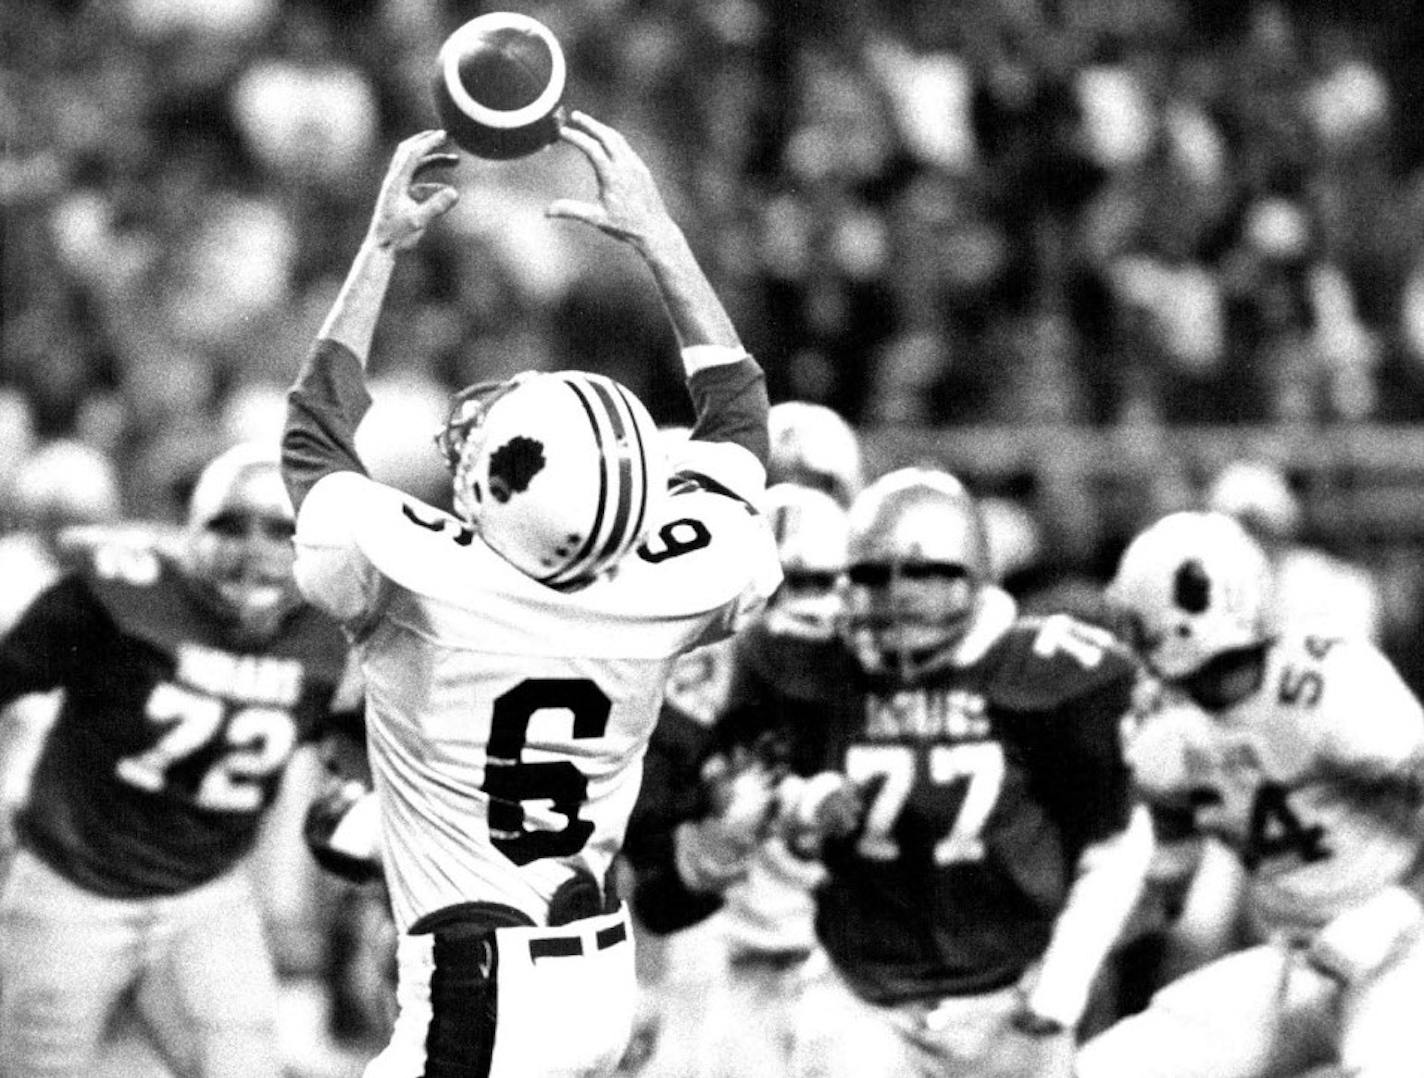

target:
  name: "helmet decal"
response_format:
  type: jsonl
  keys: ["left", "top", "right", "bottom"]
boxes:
{"left": 1108, "top": 511, "right": 1271, "bottom": 679}
{"left": 440, "top": 370, "right": 664, "bottom": 589}
{"left": 487, "top": 436, "right": 546, "bottom": 503}
{"left": 1173, "top": 559, "right": 1210, "bottom": 614}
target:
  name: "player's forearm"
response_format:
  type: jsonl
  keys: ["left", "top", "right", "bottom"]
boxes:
{"left": 317, "top": 239, "right": 400, "bottom": 365}
{"left": 1026, "top": 803, "right": 1155, "bottom": 1028}
{"left": 639, "top": 224, "right": 742, "bottom": 353}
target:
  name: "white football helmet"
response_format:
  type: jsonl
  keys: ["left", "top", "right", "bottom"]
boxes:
{"left": 1108, "top": 511, "right": 1272, "bottom": 680}
{"left": 762, "top": 482, "right": 849, "bottom": 640}
{"left": 768, "top": 401, "right": 863, "bottom": 507}
{"left": 11, "top": 440, "right": 121, "bottom": 534}
{"left": 184, "top": 442, "right": 301, "bottom": 641}
{"left": 842, "top": 467, "right": 991, "bottom": 676}
{"left": 436, "top": 370, "right": 668, "bottom": 589}
{"left": 1205, "top": 458, "right": 1301, "bottom": 540}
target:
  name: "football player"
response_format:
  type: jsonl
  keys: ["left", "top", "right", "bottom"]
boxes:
{"left": 0, "top": 441, "right": 355, "bottom": 1078}
{"left": 1077, "top": 510, "right": 1424, "bottom": 1078}
{"left": 624, "top": 481, "right": 851, "bottom": 1078}
{"left": 0, "top": 440, "right": 124, "bottom": 846}
{"left": 634, "top": 466, "right": 1154, "bottom": 1078}
{"left": 280, "top": 114, "right": 780, "bottom": 1078}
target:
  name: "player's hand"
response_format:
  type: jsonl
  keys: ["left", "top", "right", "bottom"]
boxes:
{"left": 701, "top": 745, "right": 784, "bottom": 840}
{"left": 783, "top": 770, "right": 864, "bottom": 858}
{"left": 673, "top": 747, "right": 783, "bottom": 893}
{"left": 546, "top": 111, "right": 679, "bottom": 255}
{"left": 367, "top": 130, "right": 460, "bottom": 252}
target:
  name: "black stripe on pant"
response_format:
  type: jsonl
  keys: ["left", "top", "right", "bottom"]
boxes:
{"left": 423, "top": 928, "right": 498, "bottom": 1078}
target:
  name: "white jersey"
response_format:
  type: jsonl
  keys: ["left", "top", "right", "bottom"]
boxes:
{"left": 293, "top": 470, "right": 781, "bottom": 932}
{"left": 1272, "top": 546, "right": 1383, "bottom": 642}
{"left": 1129, "top": 632, "right": 1424, "bottom": 935}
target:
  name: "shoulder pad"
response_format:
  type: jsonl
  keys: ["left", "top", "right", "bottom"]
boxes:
{"left": 77, "top": 548, "right": 197, "bottom": 650}
{"left": 985, "top": 614, "right": 1139, "bottom": 712}
{"left": 79, "top": 545, "right": 347, "bottom": 682}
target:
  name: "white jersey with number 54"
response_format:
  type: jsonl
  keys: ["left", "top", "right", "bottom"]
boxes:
{"left": 293, "top": 467, "right": 781, "bottom": 933}
{"left": 1130, "top": 632, "right": 1424, "bottom": 935}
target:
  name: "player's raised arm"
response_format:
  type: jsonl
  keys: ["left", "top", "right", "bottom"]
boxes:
{"left": 282, "top": 131, "right": 459, "bottom": 512}
{"left": 549, "top": 111, "right": 769, "bottom": 496}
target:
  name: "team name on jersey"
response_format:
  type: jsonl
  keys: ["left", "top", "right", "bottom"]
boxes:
{"left": 864, "top": 688, "right": 990, "bottom": 742}
{"left": 1184, "top": 736, "right": 1264, "bottom": 785}
{"left": 175, "top": 644, "right": 304, "bottom": 706}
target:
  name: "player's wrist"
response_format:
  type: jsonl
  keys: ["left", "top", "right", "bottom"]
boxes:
{"left": 673, "top": 819, "right": 752, "bottom": 893}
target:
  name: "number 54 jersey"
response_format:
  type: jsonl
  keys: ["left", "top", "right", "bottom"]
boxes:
{"left": 292, "top": 468, "right": 781, "bottom": 934}
{"left": 1128, "top": 632, "right": 1424, "bottom": 936}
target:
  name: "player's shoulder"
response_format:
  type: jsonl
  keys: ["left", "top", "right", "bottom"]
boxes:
{"left": 984, "top": 611, "right": 1139, "bottom": 711}
{"left": 611, "top": 481, "right": 781, "bottom": 611}
{"left": 300, "top": 470, "right": 507, "bottom": 595}
{"left": 64, "top": 540, "right": 212, "bottom": 651}
{"left": 1269, "top": 631, "right": 1410, "bottom": 711}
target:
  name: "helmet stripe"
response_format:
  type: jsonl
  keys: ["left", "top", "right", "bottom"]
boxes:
{"left": 544, "top": 379, "right": 611, "bottom": 585}
{"left": 610, "top": 380, "right": 652, "bottom": 553}
{"left": 586, "top": 377, "right": 643, "bottom": 568}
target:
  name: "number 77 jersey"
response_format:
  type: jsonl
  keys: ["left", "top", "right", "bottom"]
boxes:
{"left": 1130, "top": 632, "right": 1424, "bottom": 936}
{"left": 726, "top": 605, "right": 1141, "bottom": 1005}
{"left": 292, "top": 469, "right": 781, "bottom": 933}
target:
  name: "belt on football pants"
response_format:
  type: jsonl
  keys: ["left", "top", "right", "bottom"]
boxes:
{"left": 527, "top": 921, "right": 628, "bottom": 961}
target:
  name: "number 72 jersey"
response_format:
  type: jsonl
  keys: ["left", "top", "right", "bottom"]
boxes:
{"left": 1, "top": 550, "right": 351, "bottom": 898}
{"left": 1129, "top": 632, "right": 1424, "bottom": 935}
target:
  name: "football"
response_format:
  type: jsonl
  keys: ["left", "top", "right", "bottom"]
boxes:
{"left": 432, "top": 12, "right": 567, "bottom": 161}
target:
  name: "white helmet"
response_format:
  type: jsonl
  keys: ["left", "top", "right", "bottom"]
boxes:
{"left": 11, "top": 440, "right": 122, "bottom": 531}
{"left": 842, "top": 467, "right": 991, "bottom": 675}
{"left": 436, "top": 371, "right": 667, "bottom": 589}
{"left": 762, "top": 482, "right": 848, "bottom": 640}
{"left": 1109, "top": 511, "right": 1272, "bottom": 679}
{"left": 768, "top": 401, "right": 863, "bottom": 507}
{"left": 1205, "top": 458, "right": 1301, "bottom": 539}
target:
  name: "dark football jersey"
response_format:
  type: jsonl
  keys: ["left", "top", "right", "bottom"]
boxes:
{"left": 716, "top": 611, "right": 1137, "bottom": 1004}
{"left": 0, "top": 547, "right": 349, "bottom": 898}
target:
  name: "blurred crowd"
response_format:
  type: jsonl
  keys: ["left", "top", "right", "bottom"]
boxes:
{"left": 10, "top": 0, "right": 1424, "bottom": 524}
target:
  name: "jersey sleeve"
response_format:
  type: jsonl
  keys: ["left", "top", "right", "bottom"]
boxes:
{"left": 993, "top": 618, "right": 1139, "bottom": 855}
{"left": 674, "top": 355, "right": 769, "bottom": 509}
{"left": 0, "top": 575, "right": 110, "bottom": 705}
{"left": 1025, "top": 681, "right": 1136, "bottom": 855}
{"left": 291, "top": 471, "right": 388, "bottom": 628}
{"left": 283, "top": 338, "right": 373, "bottom": 513}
